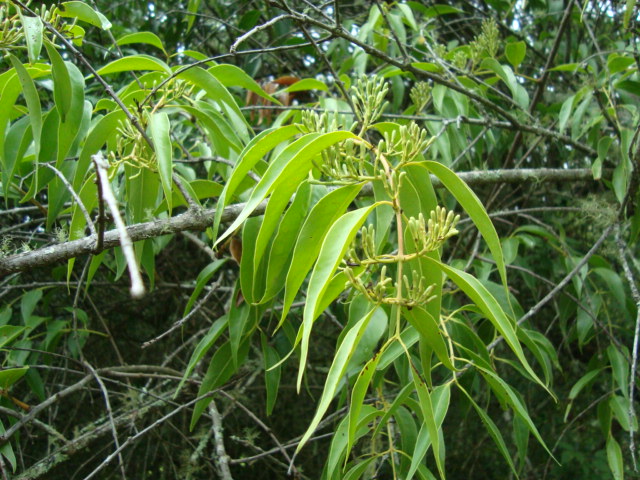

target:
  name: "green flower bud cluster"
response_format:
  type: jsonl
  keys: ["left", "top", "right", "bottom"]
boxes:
{"left": 378, "top": 122, "right": 433, "bottom": 166}
{"left": 0, "top": 4, "right": 23, "bottom": 51}
{"left": 408, "top": 207, "right": 460, "bottom": 254}
{"left": 410, "top": 82, "right": 431, "bottom": 113}
{"left": 342, "top": 207, "right": 458, "bottom": 307}
{"left": 351, "top": 75, "right": 389, "bottom": 130}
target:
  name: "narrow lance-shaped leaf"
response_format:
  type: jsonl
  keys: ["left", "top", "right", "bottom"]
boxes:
{"left": 20, "top": 13, "right": 43, "bottom": 64}
{"left": 424, "top": 161, "right": 507, "bottom": 291}
{"left": 296, "top": 308, "right": 377, "bottom": 454}
{"left": 458, "top": 384, "right": 518, "bottom": 478}
{"left": 9, "top": 55, "right": 42, "bottom": 202}
{"left": 279, "top": 183, "right": 363, "bottom": 324}
{"left": 298, "top": 203, "right": 382, "bottom": 391}
{"left": 410, "top": 380, "right": 449, "bottom": 480}
{"left": 215, "top": 131, "right": 358, "bottom": 249}
{"left": 59, "top": 1, "right": 112, "bottom": 29}
{"left": 478, "top": 365, "right": 557, "bottom": 461}
{"left": 421, "top": 256, "right": 552, "bottom": 396}
{"left": 44, "top": 40, "right": 72, "bottom": 121}
{"left": 149, "top": 111, "right": 173, "bottom": 213}
{"left": 174, "top": 315, "right": 228, "bottom": 396}
{"left": 211, "top": 124, "right": 301, "bottom": 241}
{"left": 347, "top": 347, "right": 382, "bottom": 458}
{"left": 404, "top": 306, "right": 457, "bottom": 372}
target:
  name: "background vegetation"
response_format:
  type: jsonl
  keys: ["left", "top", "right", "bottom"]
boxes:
{"left": 0, "top": 0, "right": 638, "bottom": 479}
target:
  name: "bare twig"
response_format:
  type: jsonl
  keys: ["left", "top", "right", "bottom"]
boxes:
{"left": 230, "top": 14, "right": 293, "bottom": 53}
{"left": 83, "top": 361, "right": 127, "bottom": 480}
{"left": 615, "top": 224, "right": 640, "bottom": 470}
{"left": 45, "top": 164, "right": 97, "bottom": 237}
{"left": 81, "top": 390, "right": 219, "bottom": 480}
{"left": 141, "top": 281, "right": 221, "bottom": 348}
{"left": 92, "top": 153, "right": 145, "bottom": 299}
{"left": 209, "top": 399, "right": 233, "bottom": 480}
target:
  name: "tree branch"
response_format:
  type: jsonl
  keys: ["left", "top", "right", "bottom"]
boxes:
{"left": 0, "top": 168, "right": 605, "bottom": 277}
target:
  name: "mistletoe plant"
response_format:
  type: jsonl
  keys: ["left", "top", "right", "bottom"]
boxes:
{"left": 191, "top": 76, "right": 555, "bottom": 479}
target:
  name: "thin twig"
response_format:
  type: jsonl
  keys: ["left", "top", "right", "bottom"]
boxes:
{"left": 230, "top": 14, "right": 293, "bottom": 53}
{"left": 83, "top": 361, "right": 127, "bottom": 480}
{"left": 615, "top": 224, "right": 640, "bottom": 471}
{"left": 81, "top": 390, "right": 219, "bottom": 480}
{"left": 44, "top": 164, "right": 97, "bottom": 237}
{"left": 209, "top": 399, "right": 233, "bottom": 480}
{"left": 141, "top": 281, "right": 221, "bottom": 348}
{"left": 92, "top": 153, "right": 145, "bottom": 299}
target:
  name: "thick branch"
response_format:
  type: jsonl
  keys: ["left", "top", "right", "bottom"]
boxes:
{"left": 0, "top": 168, "right": 604, "bottom": 277}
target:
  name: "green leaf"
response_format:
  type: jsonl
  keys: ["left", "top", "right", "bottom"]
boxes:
{"left": 410, "top": 381, "right": 449, "bottom": 480}
{"left": 569, "top": 369, "right": 603, "bottom": 401}
{"left": 215, "top": 131, "right": 358, "bottom": 249}
{"left": 251, "top": 180, "right": 310, "bottom": 301}
{"left": 607, "top": 345, "right": 629, "bottom": 398}
{"left": 149, "top": 112, "right": 173, "bottom": 213}
{"left": 278, "top": 78, "right": 329, "bottom": 93}
{"left": 459, "top": 385, "right": 518, "bottom": 477}
{"left": 44, "top": 41, "right": 72, "bottom": 122}
{"left": 606, "top": 435, "right": 624, "bottom": 480}
{"left": 624, "top": 0, "right": 635, "bottom": 29}
{"left": 0, "top": 419, "right": 16, "bottom": 472}
{"left": 19, "top": 13, "right": 43, "bottom": 64}
{"left": 209, "top": 64, "right": 280, "bottom": 103}
{"left": 479, "top": 366, "right": 557, "bottom": 461}
{"left": 347, "top": 347, "right": 382, "bottom": 457}
{"left": 59, "top": 2, "right": 112, "bottom": 29}
{"left": 259, "top": 181, "right": 312, "bottom": 303}
{"left": 423, "top": 257, "right": 551, "bottom": 394}
{"left": 505, "top": 41, "right": 526, "bottom": 69}
{"left": 56, "top": 61, "right": 85, "bottom": 165}
{"left": 296, "top": 308, "right": 377, "bottom": 454}
{"left": 404, "top": 306, "right": 457, "bottom": 371}
{"left": 262, "top": 335, "right": 281, "bottom": 416}
{"left": 190, "top": 340, "right": 248, "bottom": 429}
{"left": 481, "top": 58, "right": 529, "bottom": 108}
{"left": 0, "top": 366, "right": 29, "bottom": 390}
{"left": 96, "top": 55, "right": 171, "bottom": 76}
{"left": 176, "top": 66, "right": 250, "bottom": 143}
{"left": 615, "top": 80, "right": 640, "bottom": 97}
{"left": 228, "top": 294, "right": 251, "bottom": 366}
{"left": 211, "top": 124, "right": 301, "bottom": 240}
{"left": 594, "top": 137, "right": 613, "bottom": 180}
{"left": 279, "top": 183, "right": 363, "bottom": 323}
{"left": 116, "top": 32, "right": 166, "bottom": 52}
{"left": 183, "top": 260, "right": 228, "bottom": 316}
{"left": 409, "top": 3, "right": 463, "bottom": 17}
{"left": 175, "top": 315, "right": 228, "bottom": 396}
{"left": 185, "top": 0, "right": 201, "bottom": 32}
{"left": 424, "top": 161, "right": 507, "bottom": 290}
{"left": 608, "top": 54, "right": 635, "bottom": 74}
{"left": 73, "top": 110, "right": 126, "bottom": 190}
{"left": 9, "top": 55, "right": 42, "bottom": 202}
{"left": 0, "top": 326, "right": 26, "bottom": 349}
{"left": 609, "top": 395, "right": 638, "bottom": 432}
{"left": 297, "top": 203, "right": 381, "bottom": 391}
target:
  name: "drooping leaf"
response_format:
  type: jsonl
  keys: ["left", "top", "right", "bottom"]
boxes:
{"left": 149, "top": 111, "right": 173, "bottom": 213}
{"left": 296, "top": 308, "right": 377, "bottom": 453}
{"left": 297, "top": 203, "right": 381, "bottom": 390}
{"left": 59, "top": 2, "right": 112, "bottom": 29}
